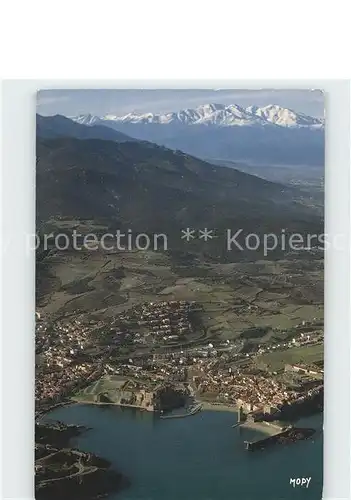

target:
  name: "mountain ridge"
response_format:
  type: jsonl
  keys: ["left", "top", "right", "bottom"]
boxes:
{"left": 67, "top": 105, "right": 324, "bottom": 166}
{"left": 36, "top": 113, "right": 137, "bottom": 143}
{"left": 71, "top": 103, "right": 324, "bottom": 129}
{"left": 36, "top": 136, "right": 322, "bottom": 261}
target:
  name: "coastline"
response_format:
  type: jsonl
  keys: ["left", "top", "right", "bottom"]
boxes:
{"left": 71, "top": 399, "right": 154, "bottom": 411}
{"left": 240, "top": 420, "right": 283, "bottom": 436}
{"left": 36, "top": 400, "right": 75, "bottom": 421}
{"left": 200, "top": 401, "right": 239, "bottom": 413}
{"left": 49, "top": 398, "right": 238, "bottom": 418}
{"left": 35, "top": 414, "right": 130, "bottom": 500}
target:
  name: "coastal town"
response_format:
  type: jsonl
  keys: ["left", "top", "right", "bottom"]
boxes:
{"left": 33, "top": 86, "right": 326, "bottom": 500}
{"left": 34, "top": 271, "right": 324, "bottom": 500}
{"left": 35, "top": 299, "right": 323, "bottom": 422}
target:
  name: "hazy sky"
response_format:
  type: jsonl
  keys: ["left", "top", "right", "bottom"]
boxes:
{"left": 37, "top": 89, "right": 324, "bottom": 118}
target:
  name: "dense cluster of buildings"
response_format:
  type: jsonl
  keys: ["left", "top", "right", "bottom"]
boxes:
{"left": 102, "top": 342, "right": 322, "bottom": 416}
{"left": 35, "top": 316, "right": 104, "bottom": 404}
{"left": 193, "top": 367, "right": 299, "bottom": 412}
{"left": 35, "top": 302, "right": 323, "bottom": 417}
{"left": 35, "top": 300, "right": 201, "bottom": 406}
{"left": 35, "top": 360, "right": 102, "bottom": 403}
{"left": 126, "top": 300, "right": 201, "bottom": 343}
{"left": 190, "top": 355, "right": 323, "bottom": 415}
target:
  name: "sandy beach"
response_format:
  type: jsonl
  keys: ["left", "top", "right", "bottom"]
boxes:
{"left": 200, "top": 401, "right": 239, "bottom": 413}
{"left": 240, "top": 420, "right": 284, "bottom": 435}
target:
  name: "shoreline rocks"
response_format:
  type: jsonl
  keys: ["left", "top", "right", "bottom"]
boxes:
{"left": 35, "top": 420, "right": 130, "bottom": 499}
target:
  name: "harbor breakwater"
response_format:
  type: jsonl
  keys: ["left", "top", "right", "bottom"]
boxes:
{"left": 244, "top": 426, "right": 316, "bottom": 451}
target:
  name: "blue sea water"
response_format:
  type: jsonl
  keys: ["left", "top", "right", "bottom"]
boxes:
{"left": 46, "top": 405, "right": 323, "bottom": 500}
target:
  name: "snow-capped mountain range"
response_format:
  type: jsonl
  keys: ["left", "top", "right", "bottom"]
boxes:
{"left": 65, "top": 103, "right": 324, "bottom": 166}
{"left": 71, "top": 103, "right": 324, "bottom": 129}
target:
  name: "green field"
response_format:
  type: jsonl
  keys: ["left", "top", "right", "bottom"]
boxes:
{"left": 254, "top": 343, "right": 324, "bottom": 370}
{"left": 72, "top": 375, "right": 128, "bottom": 402}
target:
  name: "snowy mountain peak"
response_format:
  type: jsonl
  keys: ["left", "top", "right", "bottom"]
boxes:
{"left": 71, "top": 113, "right": 100, "bottom": 126}
{"left": 70, "top": 103, "right": 324, "bottom": 129}
{"left": 246, "top": 104, "right": 323, "bottom": 128}
{"left": 198, "top": 103, "right": 223, "bottom": 111}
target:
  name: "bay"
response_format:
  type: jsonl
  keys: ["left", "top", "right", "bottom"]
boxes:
{"left": 45, "top": 404, "right": 323, "bottom": 500}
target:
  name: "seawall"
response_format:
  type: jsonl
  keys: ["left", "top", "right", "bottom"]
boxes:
{"left": 244, "top": 427, "right": 316, "bottom": 451}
